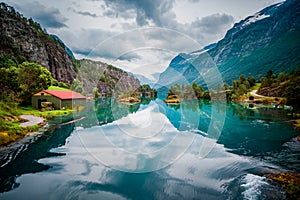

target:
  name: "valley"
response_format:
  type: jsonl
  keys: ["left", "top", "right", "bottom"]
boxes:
{"left": 0, "top": 0, "right": 299, "bottom": 199}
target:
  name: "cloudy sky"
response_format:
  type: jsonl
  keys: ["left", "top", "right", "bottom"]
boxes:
{"left": 4, "top": 0, "right": 283, "bottom": 81}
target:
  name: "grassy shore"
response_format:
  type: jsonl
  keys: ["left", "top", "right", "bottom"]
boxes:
{"left": 0, "top": 101, "right": 75, "bottom": 147}
{"left": 18, "top": 106, "right": 74, "bottom": 118}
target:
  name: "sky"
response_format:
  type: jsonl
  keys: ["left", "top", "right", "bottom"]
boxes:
{"left": 4, "top": 0, "right": 283, "bottom": 81}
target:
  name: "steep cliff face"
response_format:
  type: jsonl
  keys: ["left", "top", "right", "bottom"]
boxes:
{"left": 158, "top": 0, "right": 300, "bottom": 88}
{"left": 78, "top": 59, "right": 140, "bottom": 96}
{"left": 0, "top": 3, "right": 76, "bottom": 84}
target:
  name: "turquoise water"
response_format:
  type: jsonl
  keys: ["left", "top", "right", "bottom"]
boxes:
{"left": 0, "top": 98, "right": 299, "bottom": 199}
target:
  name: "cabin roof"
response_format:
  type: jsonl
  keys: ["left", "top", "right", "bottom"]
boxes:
{"left": 39, "top": 90, "right": 86, "bottom": 100}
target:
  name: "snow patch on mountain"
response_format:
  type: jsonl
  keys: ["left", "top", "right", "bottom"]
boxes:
{"left": 243, "top": 13, "right": 270, "bottom": 27}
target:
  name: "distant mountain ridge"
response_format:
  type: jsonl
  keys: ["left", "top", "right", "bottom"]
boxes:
{"left": 158, "top": 0, "right": 300, "bottom": 88}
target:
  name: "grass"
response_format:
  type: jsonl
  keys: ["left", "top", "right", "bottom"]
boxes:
{"left": 17, "top": 106, "right": 74, "bottom": 118}
{"left": 0, "top": 102, "right": 41, "bottom": 146}
{"left": 0, "top": 101, "right": 75, "bottom": 147}
{"left": 47, "top": 86, "right": 70, "bottom": 91}
{"left": 251, "top": 83, "right": 261, "bottom": 90}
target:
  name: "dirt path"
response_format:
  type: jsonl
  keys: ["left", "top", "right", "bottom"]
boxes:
{"left": 249, "top": 90, "right": 266, "bottom": 98}
{"left": 19, "top": 115, "right": 44, "bottom": 127}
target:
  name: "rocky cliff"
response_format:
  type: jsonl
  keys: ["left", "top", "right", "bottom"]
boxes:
{"left": 78, "top": 59, "right": 140, "bottom": 96}
{"left": 0, "top": 3, "right": 76, "bottom": 84}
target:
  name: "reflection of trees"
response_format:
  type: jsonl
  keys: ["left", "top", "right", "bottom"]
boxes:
{"left": 140, "top": 97, "right": 156, "bottom": 105}
{"left": 166, "top": 99, "right": 211, "bottom": 112}
{"left": 181, "top": 99, "right": 200, "bottom": 112}
{"left": 92, "top": 97, "right": 154, "bottom": 126}
{"left": 163, "top": 99, "right": 213, "bottom": 132}
{"left": 230, "top": 102, "right": 291, "bottom": 121}
{"left": 230, "top": 102, "right": 259, "bottom": 120}
{"left": 94, "top": 98, "right": 139, "bottom": 125}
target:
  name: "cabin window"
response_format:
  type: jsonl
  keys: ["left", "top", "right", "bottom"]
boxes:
{"left": 41, "top": 93, "right": 44, "bottom": 96}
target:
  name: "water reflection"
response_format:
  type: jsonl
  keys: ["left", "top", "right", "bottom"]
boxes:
{"left": 0, "top": 121, "right": 75, "bottom": 192}
{"left": 163, "top": 100, "right": 298, "bottom": 164}
{"left": 77, "top": 97, "right": 154, "bottom": 128}
{"left": 76, "top": 101, "right": 196, "bottom": 172}
{"left": 0, "top": 98, "right": 154, "bottom": 193}
{"left": 0, "top": 98, "right": 298, "bottom": 198}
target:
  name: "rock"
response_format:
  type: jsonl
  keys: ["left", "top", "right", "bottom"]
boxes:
{"left": 78, "top": 59, "right": 141, "bottom": 96}
{"left": 117, "top": 97, "right": 141, "bottom": 103}
{"left": 266, "top": 172, "right": 300, "bottom": 199}
{"left": 164, "top": 98, "right": 180, "bottom": 104}
{"left": 0, "top": 3, "right": 76, "bottom": 84}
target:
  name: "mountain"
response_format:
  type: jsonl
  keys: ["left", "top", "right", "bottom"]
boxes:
{"left": 0, "top": 2, "right": 141, "bottom": 97}
{"left": 49, "top": 34, "right": 75, "bottom": 60}
{"left": 156, "top": 43, "right": 217, "bottom": 88}
{"left": 133, "top": 73, "right": 161, "bottom": 87}
{"left": 0, "top": 2, "right": 76, "bottom": 84}
{"left": 158, "top": 0, "right": 300, "bottom": 89}
{"left": 78, "top": 59, "right": 140, "bottom": 96}
{"left": 133, "top": 74, "right": 153, "bottom": 85}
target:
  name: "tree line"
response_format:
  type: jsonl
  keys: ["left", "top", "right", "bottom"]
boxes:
{"left": 166, "top": 66, "right": 300, "bottom": 106}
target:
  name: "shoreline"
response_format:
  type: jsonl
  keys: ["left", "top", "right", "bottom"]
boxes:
{"left": 0, "top": 120, "right": 49, "bottom": 167}
{"left": 0, "top": 114, "right": 47, "bottom": 148}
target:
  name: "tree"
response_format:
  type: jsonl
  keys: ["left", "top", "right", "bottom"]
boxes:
{"left": 70, "top": 79, "right": 85, "bottom": 94}
{"left": 243, "top": 80, "right": 250, "bottom": 89}
{"left": 237, "top": 84, "right": 247, "bottom": 96}
{"left": 239, "top": 74, "right": 246, "bottom": 84}
{"left": 232, "top": 80, "right": 239, "bottom": 91}
{"left": 192, "top": 82, "right": 204, "bottom": 98}
{"left": 278, "top": 72, "right": 287, "bottom": 82}
{"left": 93, "top": 87, "right": 99, "bottom": 99}
{"left": 247, "top": 76, "right": 256, "bottom": 87}
{"left": 99, "top": 74, "right": 107, "bottom": 82}
{"left": 222, "top": 82, "right": 230, "bottom": 90}
{"left": 0, "top": 66, "right": 20, "bottom": 93}
{"left": 17, "top": 62, "right": 52, "bottom": 103}
{"left": 266, "top": 70, "right": 273, "bottom": 79}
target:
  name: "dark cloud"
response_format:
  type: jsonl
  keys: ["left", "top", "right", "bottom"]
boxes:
{"left": 103, "top": 0, "right": 175, "bottom": 26}
{"left": 75, "top": 11, "right": 98, "bottom": 18}
{"left": 101, "top": 0, "right": 234, "bottom": 46}
{"left": 62, "top": 27, "right": 200, "bottom": 61}
{"left": 69, "top": 8, "right": 99, "bottom": 18}
{"left": 12, "top": 1, "right": 68, "bottom": 28}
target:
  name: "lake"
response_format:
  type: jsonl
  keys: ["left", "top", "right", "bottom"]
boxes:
{"left": 0, "top": 98, "right": 299, "bottom": 199}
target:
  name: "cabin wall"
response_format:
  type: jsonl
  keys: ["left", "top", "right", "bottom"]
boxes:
{"left": 32, "top": 96, "right": 62, "bottom": 110}
{"left": 61, "top": 99, "right": 86, "bottom": 110}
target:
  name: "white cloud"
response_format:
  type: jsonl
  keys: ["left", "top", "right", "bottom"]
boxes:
{"left": 1, "top": 0, "right": 284, "bottom": 81}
